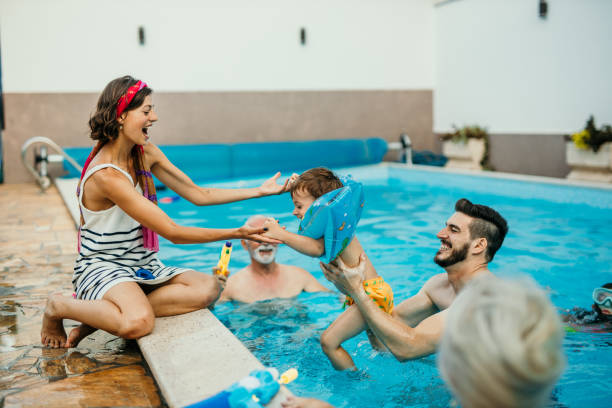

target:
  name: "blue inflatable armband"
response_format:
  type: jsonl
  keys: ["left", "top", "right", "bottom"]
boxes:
{"left": 298, "top": 176, "right": 365, "bottom": 263}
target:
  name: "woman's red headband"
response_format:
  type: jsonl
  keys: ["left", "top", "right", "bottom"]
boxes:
{"left": 116, "top": 80, "right": 147, "bottom": 118}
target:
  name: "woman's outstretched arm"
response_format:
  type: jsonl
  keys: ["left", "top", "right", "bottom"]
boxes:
{"left": 93, "top": 167, "right": 277, "bottom": 244}
{"left": 145, "top": 143, "right": 290, "bottom": 205}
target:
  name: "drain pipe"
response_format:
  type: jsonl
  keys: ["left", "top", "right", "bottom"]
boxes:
{"left": 400, "top": 133, "right": 412, "bottom": 165}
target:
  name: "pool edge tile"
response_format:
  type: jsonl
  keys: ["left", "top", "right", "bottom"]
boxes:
{"left": 54, "top": 178, "right": 80, "bottom": 227}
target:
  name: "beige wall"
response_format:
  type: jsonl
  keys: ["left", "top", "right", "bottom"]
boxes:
{"left": 431, "top": 132, "right": 570, "bottom": 178}
{"left": 3, "top": 90, "right": 434, "bottom": 183}
{"left": 488, "top": 133, "right": 570, "bottom": 178}
{"left": 434, "top": 0, "right": 612, "bottom": 134}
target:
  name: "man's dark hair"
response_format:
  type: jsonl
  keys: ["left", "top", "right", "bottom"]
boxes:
{"left": 455, "top": 198, "right": 508, "bottom": 262}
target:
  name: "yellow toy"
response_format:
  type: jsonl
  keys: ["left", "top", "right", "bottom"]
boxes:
{"left": 215, "top": 241, "right": 232, "bottom": 277}
{"left": 279, "top": 368, "right": 298, "bottom": 384}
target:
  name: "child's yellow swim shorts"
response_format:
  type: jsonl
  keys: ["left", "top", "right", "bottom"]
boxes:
{"left": 343, "top": 277, "right": 394, "bottom": 313}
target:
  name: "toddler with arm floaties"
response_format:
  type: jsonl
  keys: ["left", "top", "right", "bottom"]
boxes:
{"left": 263, "top": 167, "right": 393, "bottom": 370}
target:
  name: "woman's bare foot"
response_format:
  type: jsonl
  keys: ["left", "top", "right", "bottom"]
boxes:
{"left": 41, "top": 294, "right": 68, "bottom": 348}
{"left": 66, "top": 324, "right": 97, "bottom": 348}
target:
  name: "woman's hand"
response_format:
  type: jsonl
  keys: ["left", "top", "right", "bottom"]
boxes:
{"left": 237, "top": 224, "right": 282, "bottom": 244}
{"left": 258, "top": 172, "right": 294, "bottom": 196}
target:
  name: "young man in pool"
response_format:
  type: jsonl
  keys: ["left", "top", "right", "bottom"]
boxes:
{"left": 214, "top": 215, "right": 328, "bottom": 303}
{"left": 263, "top": 168, "right": 394, "bottom": 370}
{"left": 320, "top": 198, "right": 508, "bottom": 362}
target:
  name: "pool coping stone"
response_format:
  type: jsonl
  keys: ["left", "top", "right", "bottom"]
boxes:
{"left": 138, "top": 309, "right": 292, "bottom": 408}
{"left": 385, "top": 162, "right": 612, "bottom": 190}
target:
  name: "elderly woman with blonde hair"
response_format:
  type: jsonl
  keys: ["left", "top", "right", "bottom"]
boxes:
{"left": 438, "top": 276, "right": 566, "bottom": 408}
{"left": 282, "top": 276, "right": 566, "bottom": 408}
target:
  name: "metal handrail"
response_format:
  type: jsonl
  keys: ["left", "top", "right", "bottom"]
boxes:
{"left": 388, "top": 133, "right": 413, "bottom": 165}
{"left": 21, "top": 136, "right": 83, "bottom": 191}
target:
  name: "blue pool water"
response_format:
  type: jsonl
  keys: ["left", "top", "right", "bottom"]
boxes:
{"left": 158, "top": 165, "right": 612, "bottom": 408}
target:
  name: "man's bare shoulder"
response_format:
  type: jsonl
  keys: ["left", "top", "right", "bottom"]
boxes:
{"left": 278, "top": 264, "right": 312, "bottom": 281}
{"left": 423, "top": 273, "right": 455, "bottom": 310}
{"left": 278, "top": 264, "right": 328, "bottom": 293}
{"left": 422, "top": 273, "right": 450, "bottom": 294}
{"left": 227, "top": 266, "right": 252, "bottom": 282}
{"left": 278, "top": 263, "right": 310, "bottom": 274}
{"left": 222, "top": 266, "right": 251, "bottom": 301}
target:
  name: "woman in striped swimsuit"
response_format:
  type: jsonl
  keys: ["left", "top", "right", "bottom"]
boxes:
{"left": 41, "top": 76, "right": 288, "bottom": 348}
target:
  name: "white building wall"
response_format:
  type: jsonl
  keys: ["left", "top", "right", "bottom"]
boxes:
{"left": 434, "top": 0, "right": 612, "bottom": 134}
{"left": 0, "top": 0, "right": 434, "bottom": 92}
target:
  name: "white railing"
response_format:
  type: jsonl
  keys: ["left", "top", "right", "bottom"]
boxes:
{"left": 21, "top": 136, "right": 82, "bottom": 191}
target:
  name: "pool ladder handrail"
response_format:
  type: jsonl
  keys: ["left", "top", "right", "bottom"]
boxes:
{"left": 21, "top": 136, "right": 83, "bottom": 191}
{"left": 388, "top": 133, "right": 413, "bottom": 165}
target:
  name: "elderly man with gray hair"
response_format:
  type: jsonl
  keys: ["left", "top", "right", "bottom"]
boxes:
{"left": 215, "top": 215, "right": 328, "bottom": 303}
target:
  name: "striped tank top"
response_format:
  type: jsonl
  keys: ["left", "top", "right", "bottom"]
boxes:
{"left": 72, "top": 164, "right": 190, "bottom": 300}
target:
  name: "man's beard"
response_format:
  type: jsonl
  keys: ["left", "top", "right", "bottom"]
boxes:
{"left": 248, "top": 244, "right": 278, "bottom": 265}
{"left": 434, "top": 241, "right": 469, "bottom": 267}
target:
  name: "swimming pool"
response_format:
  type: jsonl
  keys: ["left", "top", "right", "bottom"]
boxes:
{"left": 158, "top": 164, "right": 612, "bottom": 408}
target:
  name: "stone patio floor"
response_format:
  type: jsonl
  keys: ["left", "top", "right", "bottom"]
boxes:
{"left": 0, "top": 183, "right": 164, "bottom": 407}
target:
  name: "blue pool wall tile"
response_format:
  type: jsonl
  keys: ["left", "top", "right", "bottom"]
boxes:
{"left": 63, "top": 144, "right": 233, "bottom": 180}
{"left": 365, "top": 138, "right": 388, "bottom": 163}
{"left": 62, "top": 148, "right": 92, "bottom": 178}
{"left": 62, "top": 138, "right": 388, "bottom": 182}
{"left": 161, "top": 144, "right": 233, "bottom": 180}
{"left": 230, "top": 139, "right": 382, "bottom": 177}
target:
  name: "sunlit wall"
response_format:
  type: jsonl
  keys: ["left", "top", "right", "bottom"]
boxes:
{"left": 2, "top": 0, "right": 434, "bottom": 92}
{"left": 434, "top": 0, "right": 612, "bottom": 134}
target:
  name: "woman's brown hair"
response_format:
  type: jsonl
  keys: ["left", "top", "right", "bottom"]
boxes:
{"left": 88, "top": 75, "right": 152, "bottom": 144}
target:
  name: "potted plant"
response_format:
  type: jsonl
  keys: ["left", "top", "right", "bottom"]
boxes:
{"left": 440, "top": 125, "right": 491, "bottom": 170}
{"left": 566, "top": 116, "right": 612, "bottom": 182}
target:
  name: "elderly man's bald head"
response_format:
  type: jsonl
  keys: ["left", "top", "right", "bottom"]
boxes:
{"left": 245, "top": 215, "right": 268, "bottom": 228}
